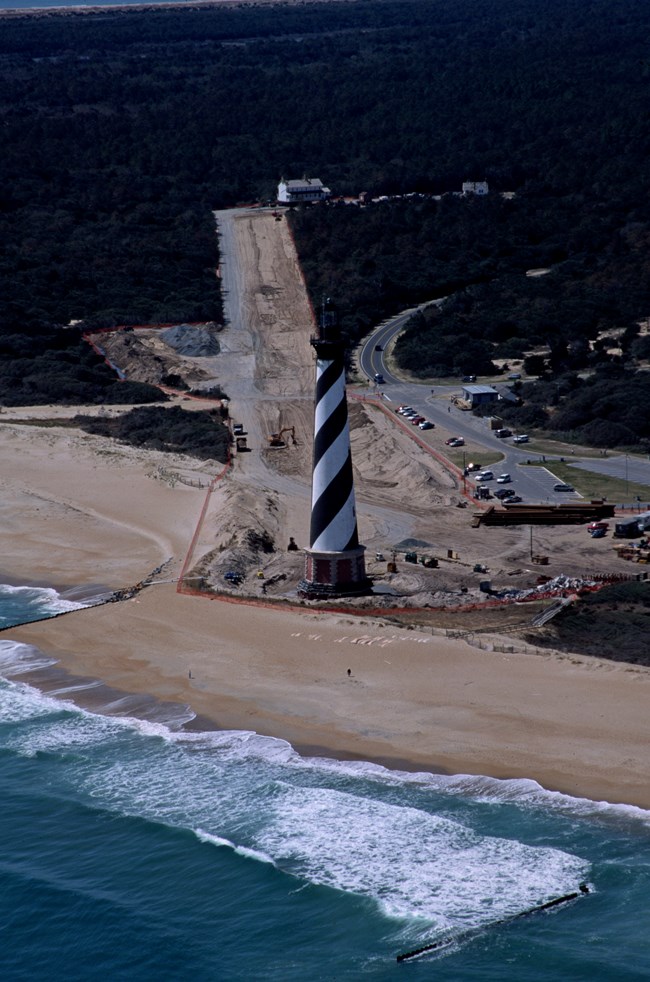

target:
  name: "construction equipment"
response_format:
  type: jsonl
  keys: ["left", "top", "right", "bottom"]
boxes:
{"left": 268, "top": 426, "right": 296, "bottom": 447}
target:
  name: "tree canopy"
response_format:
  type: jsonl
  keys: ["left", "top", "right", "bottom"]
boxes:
{"left": 1, "top": 0, "right": 650, "bottom": 443}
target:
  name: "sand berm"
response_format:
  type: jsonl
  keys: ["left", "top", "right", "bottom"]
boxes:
{"left": 2, "top": 209, "right": 648, "bottom": 808}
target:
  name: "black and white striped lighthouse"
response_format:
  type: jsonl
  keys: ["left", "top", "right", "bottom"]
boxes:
{"left": 299, "top": 299, "right": 370, "bottom": 598}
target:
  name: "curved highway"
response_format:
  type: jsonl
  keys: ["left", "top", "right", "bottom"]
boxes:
{"left": 357, "top": 307, "right": 650, "bottom": 504}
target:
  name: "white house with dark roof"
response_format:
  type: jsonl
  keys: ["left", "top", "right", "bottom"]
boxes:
{"left": 462, "top": 180, "right": 489, "bottom": 196}
{"left": 277, "top": 177, "right": 331, "bottom": 204}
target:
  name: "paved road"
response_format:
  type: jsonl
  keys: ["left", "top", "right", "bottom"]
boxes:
{"left": 357, "top": 307, "right": 650, "bottom": 503}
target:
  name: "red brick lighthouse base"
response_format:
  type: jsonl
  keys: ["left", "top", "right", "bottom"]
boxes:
{"left": 300, "top": 545, "right": 369, "bottom": 599}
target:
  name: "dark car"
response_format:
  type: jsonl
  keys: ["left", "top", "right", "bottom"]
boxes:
{"left": 495, "top": 428, "right": 512, "bottom": 438}
{"left": 494, "top": 488, "right": 515, "bottom": 500}
{"left": 554, "top": 483, "right": 575, "bottom": 492}
{"left": 374, "top": 343, "right": 383, "bottom": 351}
{"left": 462, "top": 374, "right": 477, "bottom": 383}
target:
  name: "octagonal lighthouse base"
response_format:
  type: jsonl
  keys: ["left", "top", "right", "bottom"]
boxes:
{"left": 298, "top": 546, "right": 371, "bottom": 599}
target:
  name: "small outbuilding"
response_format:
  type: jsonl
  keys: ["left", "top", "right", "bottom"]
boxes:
{"left": 462, "top": 180, "right": 489, "bottom": 195}
{"left": 277, "top": 177, "right": 331, "bottom": 204}
{"left": 493, "top": 383, "right": 521, "bottom": 405}
{"left": 462, "top": 384, "right": 498, "bottom": 408}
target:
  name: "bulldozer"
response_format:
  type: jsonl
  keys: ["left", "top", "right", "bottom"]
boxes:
{"left": 268, "top": 426, "right": 296, "bottom": 448}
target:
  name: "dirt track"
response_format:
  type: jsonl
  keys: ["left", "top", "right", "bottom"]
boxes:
{"left": 88, "top": 208, "right": 636, "bottom": 620}
{"left": 168, "top": 207, "right": 636, "bottom": 618}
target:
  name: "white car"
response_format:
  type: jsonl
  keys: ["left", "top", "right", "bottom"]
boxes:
{"left": 496, "top": 473, "right": 511, "bottom": 483}
{"left": 475, "top": 470, "right": 494, "bottom": 481}
{"left": 513, "top": 434, "right": 529, "bottom": 444}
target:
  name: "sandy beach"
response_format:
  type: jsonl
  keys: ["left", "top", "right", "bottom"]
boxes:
{"left": 0, "top": 416, "right": 647, "bottom": 808}
{"left": 2, "top": 209, "right": 649, "bottom": 811}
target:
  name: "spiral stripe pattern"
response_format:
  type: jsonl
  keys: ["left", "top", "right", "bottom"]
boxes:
{"left": 309, "top": 356, "right": 360, "bottom": 552}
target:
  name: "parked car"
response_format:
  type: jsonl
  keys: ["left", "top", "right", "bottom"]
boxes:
{"left": 495, "top": 428, "right": 512, "bottom": 438}
{"left": 494, "top": 488, "right": 515, "bottom": 500}
{"left": 411, "top": 415, "right": 425, "bottom": 425}
{"left": 419, "top": 420, "right": 434, "bottom": 430}
{"left": 508, "top": 372, "right": 521, "bottom": 380}
{"left": 445, "top": 436, "right": 465, "bottom": 446}
{"left": 496, "top": 473, "right": 511, "bottom": 483}
{"left": 475, "top": 470, "right": 494, "bottom": 481}
{"left": 462, "top": 374, "right": 477, "bottom": 382}
{"left": 398, "top": 406, "right": 414, "bottom": 415}
{"left": 554, "top": 483, "right": 575, "bottom": 492}
{"left": 590, "top": 527, "right": 607, "bottom": 538}
{"left": 513, "top": 434, "right": 529, "bottom": 444}
{"left": 506, "top": 494, "right": 523, "bottom": 503}
{"left": 588, "top": 521, "right": 609, "bottom": 532}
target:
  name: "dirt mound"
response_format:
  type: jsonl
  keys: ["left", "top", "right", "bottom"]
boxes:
{"left": 190, "top": 482, "right": 304, "bottom": 596}
{"left": 90, "top": 330, "right": 209, "bottom": 388}
{"left": 159, "top": 324, "right": 221, "bottom": 357}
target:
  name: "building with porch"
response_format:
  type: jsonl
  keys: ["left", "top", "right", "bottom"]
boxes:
{"left": 277, "top": 177, "right": 331, "bottom": 204}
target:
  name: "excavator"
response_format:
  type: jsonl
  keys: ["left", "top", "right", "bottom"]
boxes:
{"left": 268, "top": 426, "right": 296, "bottom": 448}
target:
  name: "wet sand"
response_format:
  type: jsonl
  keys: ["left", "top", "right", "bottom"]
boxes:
{"left": 1, "top": 406, "right": 649, "bottom": 812}
{"left": 7, "top": 573, "right": 650, "bottom": 809}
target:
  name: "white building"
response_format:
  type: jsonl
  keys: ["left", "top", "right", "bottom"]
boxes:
{"left": 277, "top": 177, "right": 331, "bottom": 204}
{"left": 462, "top": 180, "right": 489, "bottom": 196}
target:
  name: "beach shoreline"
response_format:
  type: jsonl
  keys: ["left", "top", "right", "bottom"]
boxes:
{"left": 2, "top": 206, "right": 649, "bottom": 814}
{"left": 1, "top": 391, "right": 648, "bottom": 814}
{"left": 4, "top": 576, "right": 649, "bottom": 810}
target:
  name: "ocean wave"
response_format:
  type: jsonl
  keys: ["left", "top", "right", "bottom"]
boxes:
{"left": 195, "top": 829, "right": 276, "bottom": 866}
{"left": 1, "top": 652, "right": 648, "bottom": 936}
{"left": 295, "top": 753, "right": 650, "bottom": 829}
{"left": 255, "top": 782, "right": 590, "bottom": 925}
{"left": 0, "top": 582, "right": 88, "bottom": 628}
{"left": 3, "top": 648, "right": 647, "bottom": 831}
{"left": 0, "top": 639, "right": 58, "bottom": 676}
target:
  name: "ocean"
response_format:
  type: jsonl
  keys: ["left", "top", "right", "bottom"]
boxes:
{"left": 0, "top": 585, "right": 649, "bottom": 981}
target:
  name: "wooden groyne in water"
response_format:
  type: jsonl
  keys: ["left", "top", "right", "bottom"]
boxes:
{"left": 396, "top": 884, "right": 591, "bottom": 962}
{"left": 0, "top": 559, "right": 175, "bottom": 633}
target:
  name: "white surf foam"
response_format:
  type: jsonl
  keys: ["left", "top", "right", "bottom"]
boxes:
{"left": 0, "top": 583, "right": 87, "bottom": 620}
{"left": 0, "top": 639, "right": 57, "bottom": 676}
{"left": 195, "top": 829, "right": 276, "bottom": 865}
{"left": 255, "top": 783, "right": 589, "bottom": 926}
{"left": 297, "top": 753, "right": 650, "bottom": 828}
{"left": 0, "top": 657, "right": 644, "bottom": 932}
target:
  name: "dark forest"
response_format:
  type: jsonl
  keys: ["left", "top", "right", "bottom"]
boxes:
{"left": 1, "top": 0, "right": 649, "bottom": 443}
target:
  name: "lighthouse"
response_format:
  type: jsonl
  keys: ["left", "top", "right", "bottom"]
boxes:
{"left": 299, "top": 299, "right": 370, "bottom": 598}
